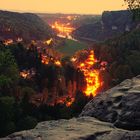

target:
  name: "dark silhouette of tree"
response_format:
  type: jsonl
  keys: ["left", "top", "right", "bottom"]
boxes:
{"left": 71, "top": 91, "right": 90, "bottom": 117}
{"left": 0, "top": 49, "right": 19, "bottom": 95}
{"left": 17, "top": 116, "right": 37, "bottom": 131}
{"left": 124, "top": 0, "right": 140, "bottom": 19}
{"left": 0, "top": 97, "right": 15, "bottom": 136}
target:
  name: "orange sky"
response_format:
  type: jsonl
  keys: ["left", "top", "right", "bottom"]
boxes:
{"left": 0, "top": 0, "right": 127, "bottom": 14}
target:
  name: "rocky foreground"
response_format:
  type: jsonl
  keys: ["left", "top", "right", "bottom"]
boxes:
{"left": 1, "top": 76, "right": 140, "bottom": 140}
{"left": 80, "top": 75, "right": 140, "bottom": 130}
{"left": 1, "top": 117, "right": 140, "bottom": 140}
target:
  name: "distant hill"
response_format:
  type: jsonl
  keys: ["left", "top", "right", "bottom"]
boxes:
{"left": 37, "top": 13, "right": 101, "bottom": 29}
{"left": 0, "top": 10, "right": 54, "bottom": 42}
{"left": 71, "top": 15, "right": 101, "bottom": 28}
{"left": 73, "top": 10, "right": 140, "bottom": 42}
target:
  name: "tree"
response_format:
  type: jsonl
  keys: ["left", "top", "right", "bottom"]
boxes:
{"left": 0, "top": 49, "right": 19, "bottom": 95}
{"left": 0, "top": 75, "right": 12, "bottom": 95}
{"left": 17, "top": 116, "right": 37, "bottom": 131}
{"left": 126, "top": 51, "right": 140, "bottom": 75}
{"left": 71, "top": 91, "right": 90, "bottom": 117}
{"left": 109, "top": 61, "right": 134, "bottom": 84}
{"left": 0, "top": 97, "right": 15, "bottom": 136}
{"left": 21, "top": 87, "right": 36, "bottom": 115}
{"left": 124, "top": 0, "right": 140, "bottom": 19}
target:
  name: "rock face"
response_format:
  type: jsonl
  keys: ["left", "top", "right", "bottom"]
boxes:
{"left": 102, "top": 10, "right": 134, "bottom": 32}
{"left": 80, "top": 75, "right": 140, "bottom": 130}
{"left": 1, "top": 117, "right": 140, "bottom": 140}
{"left": 73, "top": 10, "right": 139, "bottom": 42}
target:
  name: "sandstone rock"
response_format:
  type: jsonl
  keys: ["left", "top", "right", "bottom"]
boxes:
{"left": 1, "top": 117, "right": 140, "bottom": 140}
{"left": 80, "top": 76, "right": 140, "bottom": 130}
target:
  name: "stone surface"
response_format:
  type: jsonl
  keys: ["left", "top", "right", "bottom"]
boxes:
{"left": 80, "top": 76, "right": 140, "bottom": 130}
{"left": 1, "top": 117, "right": 140, "bottom": 140}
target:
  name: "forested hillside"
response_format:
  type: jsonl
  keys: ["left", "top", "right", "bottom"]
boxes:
{"left": 0, "top": 10, "right": 54, "bottom": 42}
{"left": 73, "top": 10, "right": 139, "bottom": 42}
{"left": 93, "top": 27, "right": 140, "bottom": 87}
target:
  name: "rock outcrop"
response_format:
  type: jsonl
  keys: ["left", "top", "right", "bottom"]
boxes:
{"left": 1, "top": 76, "right": 140, "bottom": 140}
{"left": 73, "top": 10, "right": 139, "bottom": 42}
{"left": 80, "top": 75, "right": 140, "bottom": 130}
{"left": 1, "top": 117, "right": 140, "bottom": 140}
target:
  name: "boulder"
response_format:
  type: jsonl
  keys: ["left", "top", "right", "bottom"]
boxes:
{"left": 80, "top": 75, "right": 140, "bottom": 130}
{"left": 1, "top": 117, "right": 140, "bottom": 140}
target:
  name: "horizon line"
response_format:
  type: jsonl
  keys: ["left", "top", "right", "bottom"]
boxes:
{"left": 0, "top": 8, "right": 127, "bottom": 15}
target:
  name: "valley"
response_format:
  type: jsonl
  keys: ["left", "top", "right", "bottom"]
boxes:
{"left": 0, "top": 6, "right": 140, "bottom": 138}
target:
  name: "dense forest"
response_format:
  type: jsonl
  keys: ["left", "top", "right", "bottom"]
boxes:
{"left": 0, "top": 41, "right": 91, "bottom": 137}
{"left": 93, "top": 27, "right": 140, "bottom": 87}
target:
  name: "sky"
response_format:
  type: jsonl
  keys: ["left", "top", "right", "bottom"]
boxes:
{"left": 0, "top": 0, "right": 127, "bottom": 14}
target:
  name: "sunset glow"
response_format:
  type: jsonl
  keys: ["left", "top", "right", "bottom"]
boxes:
{"left": 0, "top": 0, "right": 126, "bottom": 14}
{"left": 51, "top": 21, "right": 75, "bottom": 37}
